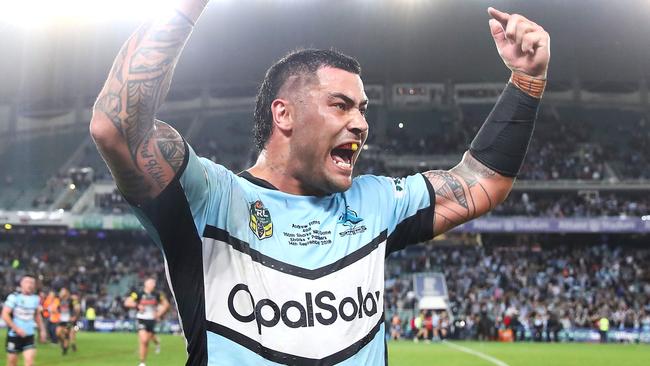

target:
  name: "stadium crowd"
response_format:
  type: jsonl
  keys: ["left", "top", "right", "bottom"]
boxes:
{"left": 0, "top": 237, "right": 174, "bottom": 322}
{"left": 492, "top": 192, "right": 650, "bottom": 218}
{"left": 2, "top": 234, "right": 650, "bottom": 342}
{"left": 385, "top": 240, "right": 650, "bottom": 341}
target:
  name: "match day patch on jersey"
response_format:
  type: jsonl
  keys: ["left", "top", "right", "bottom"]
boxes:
{"left": 249, "top": 200, "right": 273, "bottom": 240}
{"left": 391, "top": 177, "right": 406, "bottom": 198}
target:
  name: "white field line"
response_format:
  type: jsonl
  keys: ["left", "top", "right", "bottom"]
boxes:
{"left": 442, "top": 340, "right": 511, "bottom": 366}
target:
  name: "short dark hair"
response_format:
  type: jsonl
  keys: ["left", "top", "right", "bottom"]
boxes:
{"left": 253, "top": 49, "right": 362, "bottom": 151}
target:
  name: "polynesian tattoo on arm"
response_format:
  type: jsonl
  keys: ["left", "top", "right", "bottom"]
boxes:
{"left": 423, "top": 152, "right": 511, "bottom": 236}
{"left": 93, "top": 12, "right": 193, "bottom": 198}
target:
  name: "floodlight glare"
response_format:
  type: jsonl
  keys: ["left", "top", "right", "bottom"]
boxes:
{"left": 0, "top": 0, "right": 179, "bottom": 27}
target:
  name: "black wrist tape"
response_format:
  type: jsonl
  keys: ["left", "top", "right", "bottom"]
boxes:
{"left": 469, "top": 83, "right": 540, "bottom": 177}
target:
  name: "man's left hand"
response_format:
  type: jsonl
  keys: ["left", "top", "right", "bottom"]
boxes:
{"left": 488, "top": 7, "right": 550, "bottom": 79}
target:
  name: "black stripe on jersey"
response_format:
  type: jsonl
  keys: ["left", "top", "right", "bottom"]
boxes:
{"left": 136, "top": 142, "right": 207, "bottom": 366}
{"left": 203, "top": 225, "right": 387, "bottom": 280}
{"left": 385, "top": 174, "right": 436, "bottom": 256}
{"left": 206, "top": 314, "right": 384, "bottom": 365}
{"left": 238, "top": 171, "right": 279, "bottom": 190}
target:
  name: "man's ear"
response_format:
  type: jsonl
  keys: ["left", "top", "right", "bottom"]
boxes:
{"left": 271, "top": 98, "right": 292, "bottom": 133}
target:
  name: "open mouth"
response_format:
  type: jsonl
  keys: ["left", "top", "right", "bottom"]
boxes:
{"left": 330, "top": 143, "right": 358, "bottom": 170}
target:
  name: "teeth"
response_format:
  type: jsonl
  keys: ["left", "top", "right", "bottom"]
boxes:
{"left": 351, "top": 143, "right": 358, "bottom": 151}
{"left": 334, "top": 160, "right": 351, "bottom": 168}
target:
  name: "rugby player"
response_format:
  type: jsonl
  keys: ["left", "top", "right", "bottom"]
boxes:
{"left": 52, "top": 287, "right": 80, "bottom": 355}
{"left": 124, "top": 278, "right": 170, "bottom": 366}
{"left": 90, "top": 1, "right": 550, "bottom": 364}
{"left": 2, "top": 275, "right": 47, "bottom": 366}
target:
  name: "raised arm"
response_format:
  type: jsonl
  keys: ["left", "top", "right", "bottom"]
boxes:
{"left": 90, "top": 0, "right": 208, "bottom": 203}
{"left": 425, "top": 152, "right": 511, "bottom": 235}
{"left": 426, "top": 8, "right": 550, "bottom": 236}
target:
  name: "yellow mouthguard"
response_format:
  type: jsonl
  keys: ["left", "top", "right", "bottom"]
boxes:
{"left": 351, "top": 143, "right": 358, "bottom": 151}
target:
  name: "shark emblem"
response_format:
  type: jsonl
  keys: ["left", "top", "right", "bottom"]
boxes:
{"left": 338, "top": 206, "right": 364, "bottom": 227}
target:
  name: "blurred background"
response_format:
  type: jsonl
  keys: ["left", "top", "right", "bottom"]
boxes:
{"left": 1, "top": 0, "right": 650, "bottom": 356}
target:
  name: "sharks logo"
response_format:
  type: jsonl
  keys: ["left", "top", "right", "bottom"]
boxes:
{"left": 338, "top": 206, "right": 367, "bottom": 236}
{"left": 338, "top": 207, "right": 364, "bottom": 227}
{"left": 249, "top": 200, "right": 273, "bottom": 240}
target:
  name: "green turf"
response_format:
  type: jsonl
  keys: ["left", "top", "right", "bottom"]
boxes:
{"left": 388, "top": 340, "right": 650, "bottom": 366}
{"left": 6, "top": 332, "right": 187, "bottom": 366}
{"left": 4, "top": 333, "right": 650, "bottom": 365}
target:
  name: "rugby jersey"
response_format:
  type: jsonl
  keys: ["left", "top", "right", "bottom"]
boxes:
{"left": 3, "top": 292, "right": 40, "bottom": 337}
{"left": 130, "top": 145, "right": 435, "bottom": 366}
{"left": 132, "top": 291, "right": 166, "bottom": 320}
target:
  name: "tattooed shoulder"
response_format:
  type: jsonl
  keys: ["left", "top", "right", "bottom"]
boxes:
{"left": 154, "top": 122, "right": 185, "bottom": 173}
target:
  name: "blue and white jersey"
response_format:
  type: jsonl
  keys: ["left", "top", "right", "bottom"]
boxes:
{"left": 3, "top": 292, "right": 40, "bottom": 337}
{"left": 131, "top": 144, "right": 435, "bottom": 366}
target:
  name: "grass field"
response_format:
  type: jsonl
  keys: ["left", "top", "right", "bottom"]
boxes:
{"left": 5, "top": 332, "right": 650, "bottom": 365}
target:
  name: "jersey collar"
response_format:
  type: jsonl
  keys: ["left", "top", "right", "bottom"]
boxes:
{"left": 238, "top": 171, "right": 279, "bottom": 191}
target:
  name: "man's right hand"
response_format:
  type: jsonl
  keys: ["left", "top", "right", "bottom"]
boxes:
{"left": 14, "top": 327, "right": 26, "bottom": 337}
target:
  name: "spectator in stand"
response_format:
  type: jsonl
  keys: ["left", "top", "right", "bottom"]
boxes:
{"left": 390, "top": 313, "right": 402, "bottom": 340}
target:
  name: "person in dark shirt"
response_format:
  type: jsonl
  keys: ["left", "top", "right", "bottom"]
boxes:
{"left": 124, "top": 278, "right": 170, "bottom": 366}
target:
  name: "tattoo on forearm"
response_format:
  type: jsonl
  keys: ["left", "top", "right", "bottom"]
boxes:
{"left": 424, "top": 155, "right": 502, "bottom": 235}
{"left": 124, "top": 78, "right": 161, "bottom": 162}
{"left": 94, "top": 93, "right": 124, "bottom": 135}
{"left": 93, "top": 13, "right": 193, "bottom": 197}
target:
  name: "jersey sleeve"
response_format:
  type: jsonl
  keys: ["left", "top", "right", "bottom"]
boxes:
{"left": 128, "top": 141, "right": 236, "bottom": 248}
{"left": 367, "top": 173, "right": 436, "bottom": 255}
{"left": 4, "top": 293, "right": 16, "bottom": 309}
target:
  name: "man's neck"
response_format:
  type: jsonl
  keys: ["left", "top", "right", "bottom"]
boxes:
{"left": 248, "top": 151, "right": 313, "bottom": 195}
{"left": 247, "top": 164, "right": 303, "bottom": 195}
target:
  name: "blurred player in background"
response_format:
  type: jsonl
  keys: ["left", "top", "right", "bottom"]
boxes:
{"left": 2, "top": 275, "right": 47, "bottom": 366}
{"left": 52, "top": 287, "right": 81, "bottom": 355}
{"left": 124, "top": 278, "right": 170, "bottom": 366}
{"left": 40, "top": 289, "right": 58, "bottom": 343}
{"left": 68, "top": 293, "right": 81, "bottom": 352}
{"left": 90, "top": 0, "right": 549, "bottom": 363}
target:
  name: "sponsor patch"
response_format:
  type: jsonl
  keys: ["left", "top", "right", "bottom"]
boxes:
{"left": 228, "top": 283, "right": 381, "bottom": 335}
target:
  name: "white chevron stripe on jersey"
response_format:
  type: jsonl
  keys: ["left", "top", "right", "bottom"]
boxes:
{"left": 202, "top": 237, "right": 386, "bottom": 360}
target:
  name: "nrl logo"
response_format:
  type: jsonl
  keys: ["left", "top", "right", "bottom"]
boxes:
{"left": 249, "top": 200, "right": 273, "bottom": 240}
